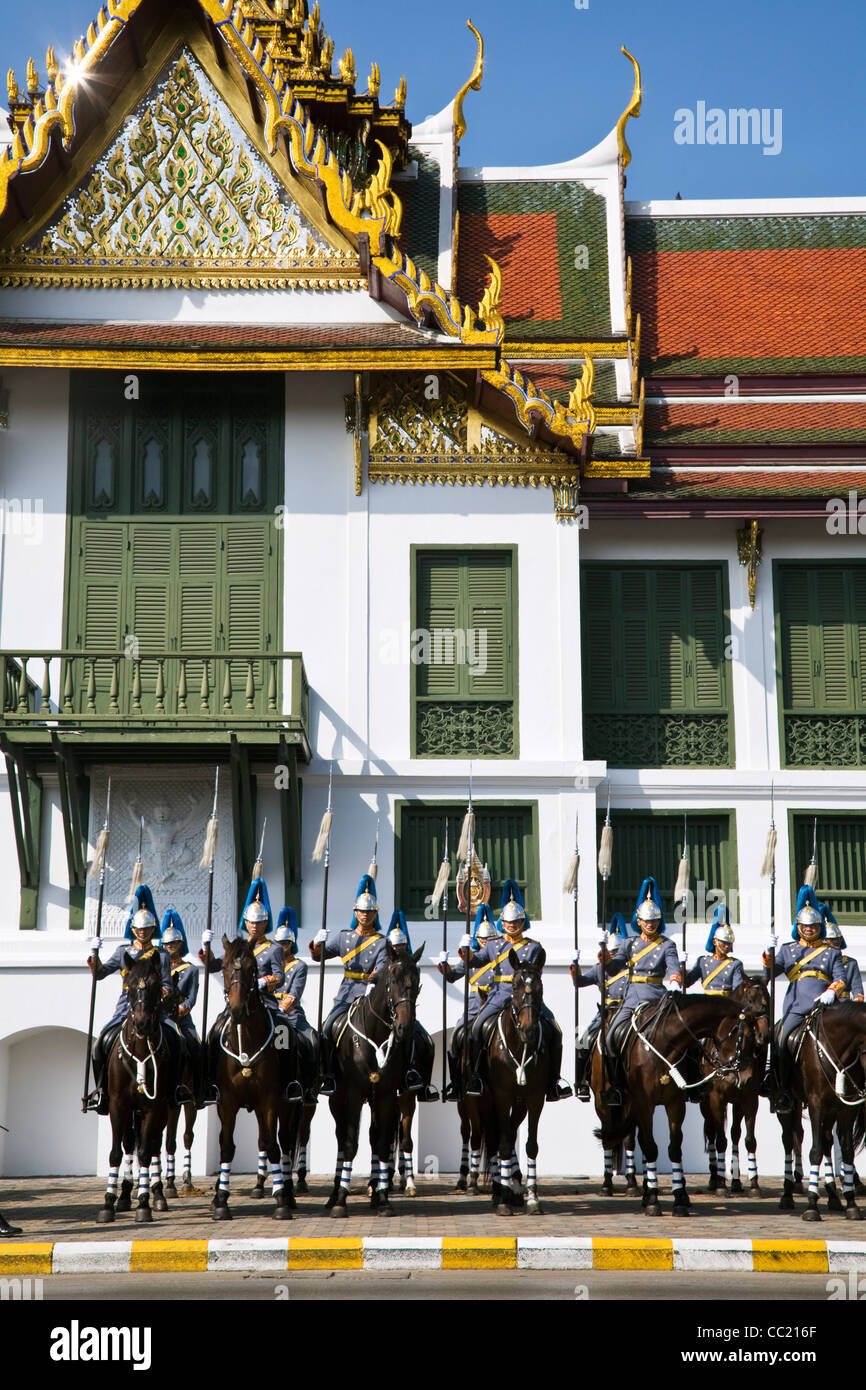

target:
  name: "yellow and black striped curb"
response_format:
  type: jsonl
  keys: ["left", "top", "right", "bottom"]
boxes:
{"left": 2, "top": 1237, "right": 866, "bottom": 1274}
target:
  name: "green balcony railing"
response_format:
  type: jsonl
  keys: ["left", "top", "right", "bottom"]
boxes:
{"left": 0, "top": 650, "right": 309, "bottom": 739}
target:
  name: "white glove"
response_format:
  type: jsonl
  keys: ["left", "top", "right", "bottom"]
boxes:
{"left": 436, "top": 951, "right": 449, "bottom": 965}
{"left": 257, "top": 976, "right": 268, "bottom": 990}
{"left": 458, "top": 933, "right": 472, "bottom": 950}
{"left": 88, "top": 936, "right": 102, "bottom": 957}
{"left": 818, "top": 988, "right": 836, "bottom": 1005}
{"left": 572, "top": 950, "right": 580, "bottom": 965}
{"left": 769, "top": 933, "right": 778, "bottom": 949}
{"left": 314, "top": 927, "right": 328, "bottom": 945}
{"left": 202, "top": 929, "right": 213, "bottom": 945}
{"left": 667, "top": 981, "right": 682, "bottom": 993}
{"left": 365, "top": 981, "right": 375, "bottom": 996}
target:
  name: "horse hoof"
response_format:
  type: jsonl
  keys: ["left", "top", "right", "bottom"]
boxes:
{"left": 376, "top": 1203, "right": 393, "bottom": 1218}
{"left": 115, "top": 1198, "right": 131, "bottom": 1214}
{"left": 134, "top": 1206, "right": 153, "bottom": 1225}
{"left": 778, "top": 1195, "right": 796, "bottom": 1211}
{"left": 672, "top": 1205, "right": 690, "bottom": 1218}
{"left": 625, "top": 1175, "right": 638, "bottom": 1190}
{"left": 749, "top": 1182, "right": 762, "bottom": 1196}
{"left": 845, "top": 1205, "right": 864, "bottom": 1221}
{"left": 793, "top": 1180, "right": 805, "bottom": 1195}
{"left": 151, "top": 1196, "right": 168, "bottom": 1213}
{"left": 496, "top": 1205, "right": 513, "bottom": 1218}
{"left": 707, "top": 1176, "right": 719, "bottom": 1193}
{"left": 211, "top": 1205, "right": 232, "bottom": 1222}
{"left": 273, "top": 1204, "right": 292, "bottom": 1221}
{"left": 249, "top": 1186, "right": 265, "bottom": 1200}
{"left": 96, "top": 1207, "right": 115, "bottom": 1224}
{"left": 827, "top": 1195, "right": 843, "bottom": 1213}
{"left": 802, "top": 1207, "right": 822, "bottom": 1223}
{"left": 602, "top": 1181, "right": 614, "bottom": 1197}
{"left": 164, "top": 1184, "right": 178, "bottom": 1200}
{"left": 454, "top": 1178, "right": 468, "bottom": 1192}
{"left": 729, "top": 1179, "right": 742, "bottom": 1194}
{"left": 467, "top": 1177, "right": 479, "bottom": 1193}
{"left": 625, "top": 1184, "right": 641, "bottom": 1198}
{"left": 643, "top": 1203, "right": 662, "bottom": 1217}
{"left": 296, "top": 1179, "right": 309, "bottom": 1195}
{"left": 527, "top": 1201, "right": 542, "bottom": 1216}
{"left": 331, "top": 1205, "right": 347, "bottom": 1219}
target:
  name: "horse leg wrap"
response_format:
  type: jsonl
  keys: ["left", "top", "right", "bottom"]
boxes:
{"left": 747, "top": 1152, "right": 757, "bottom": 1182}
{"left": 460, "top": 1143, "right": 469, "bottom": 1174}
{"left": 625, "top": 1148, "right": 635, "bottom": 1177}
{"left": 469, "top": 1149, "right": 480, "bottom": 1176}
{"left": 526, "top": 1158, "right": 537, "bottom": 1199}
{"left": 281, "top": 1155, "right": 293, "bottom": 1185}
{"left": 809, "top": 1164, "right": 820, "bottom": 1197}
{"left": 339, "top": 1161, "right": 353, "bottom": 1193}
{"left": 165, "top": 1153, "right": 175, "bottom": 1183}
{"left": 370, "top": 1156, "right": 380, "bottom": 1187}
{"left": 707, "top": 1143, "right": 717, "bottom": 1178}
{"left": 377, "top": 1166, "right": 390, "bottom": 1197}
{"left": 499, "top": 1155, "right": 512, "bottom": 1191}
{"left": 182, "top": 1154, "right": 192, "bottom": 1186}
{"left": 217, "top": 1162, "right": 231, "bottom": 1196}
{"left": 490, "top": 1155, "right": 500, "bottom": 1184}
{"left": 106, "top": 1165, "right": 119, "bottom": 1198}
{"left": 603, "top": 1149, "right": 613, "bottom": 1178}
{"left": 122, "top": 1154, "right": 134, "bottom": 1185}
{"left": 842, "top": 1163, "right": 855, "bottom": 1196}
{"left": 784, "top": 1153, "right": 794, "bottom": 1183}
{"left": 297, "top": 1145, "right": 308, "bottom": 1177}
{"left": 137, "top": 1168, "right": 150, "bottom": 1202}
{"left": 671, "top": 1162, "right": 685, "bottom": 1194}
{"left": 401, "top": 1149, "right": 414, "bottom": 1180}
{"left": 257, "top": 1151, "right": 267, "bottom": 1183}
{"left": 150, "top": 1157, "right": 161, "bottom": 1186}
{"left": 645, "top": 1161, "right": 658, "bottom": 1193}
{"left": 823, "top": 1156, "right": 835, "bottom": 1185}
{"left": 269, "top": 1162, "right": 284, "bottom": 1196}
{"left": 731, "top": 1149, "right": 740, "bottom": 1182}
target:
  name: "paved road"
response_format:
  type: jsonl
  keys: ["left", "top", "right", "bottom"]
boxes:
{"left": 31, "top": 1270, "right": 841, "bottom": 1299}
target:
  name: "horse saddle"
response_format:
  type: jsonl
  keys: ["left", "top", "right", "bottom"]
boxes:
{"left": 477, "top": 1012, "right": 501, "bottom": 1049}
{"left": 780, "top": 1017, "right": 810, "bottom": 1061}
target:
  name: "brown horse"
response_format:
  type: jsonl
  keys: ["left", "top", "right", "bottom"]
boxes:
{"left": 477, "top": 950, "right": 550, "bottom": 1217}
{"left": 96, "top": 953, "right": 176, "bottom": 1224}
{"left": 211, "top": 936, "right": 290, "bottom": 1221}
{"left": 594, "top": 992, "right": 764, "bottom": 1215}
{"left": 776, "top": 1001, "right": 866, "bottom": 1221}
{"left": 325, "top": 942, "right": 423, "bottom": 1218}
{"left": 700, "top": 976, "right": 771, "bottom": 1195}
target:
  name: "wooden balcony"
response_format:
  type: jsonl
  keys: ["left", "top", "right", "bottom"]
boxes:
{"left": 0, "top": 649, "right": 310, "bottom": 757}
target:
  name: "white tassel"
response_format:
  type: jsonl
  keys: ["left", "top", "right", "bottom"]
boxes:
{"left": 368, "top": 857, "right": 378, "bottom": 881}
{"left": 431, "top": 857, "right": 450, "bottom": 909}
{"left": 312, "top": 808, "right": 333, "bottom": 863}
{"left": 126, "top": 858, "right": 143, "bottom": 904}
{"left": 804, "top": 861, "right": 818, "bottom": 888}
{"left": 760, "top": 826, "right": 777, "bottom": 878}
{"left": 597, "top": 824, "right": 613, "bottom": 879}
{"left": 252, "top": 855, "right": 263, "bottom": 879}
{"left": 456, "top": 810, "right": 475, "bottom": 863}
{"left": 562, "top": 851, "right": 579, "bottom": 895}
{"left": 674, "top": 854, "right": 689, "bottom": 902}
{"left": 89, "top": 826, "right": 109, "bottom": 880}
{"left": 199, "top": 816, "right": 218, "bottom": 870}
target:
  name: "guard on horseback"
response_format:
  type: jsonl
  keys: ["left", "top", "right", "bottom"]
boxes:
{"left": 387, "top": 911, "right": 439, "bottom": 1101}
{"left": 274, "top": 905, "right": 319, "bottom": 1102}
{"left": 310, "top": 873, "right": 388, "bottom": 1096}
{"left": 439, "top": 904, "right": 499, "bottom": 1100}
{"left": 160, "top": 908, "right": 202, "bottom": 1100}
{"left": 85, "top": 885, "right": 173, "bottom": 1115}
{"left": 459, "top": 880, "right": 572, "bottom": 1102}
{"left": 606, "top": 878, "right": 682, "bottom": 1030}
{"left": 571, "top": 912, "right": 631, "bottom": 1101}
{"left": 684, "top": 904, "right": 745, "bottom": 997}
{"left": 821, "top": 905, "right": 864, "bottom": 1001}
{"left": 763, "top": 885, "right": 845, "bottom": 1115}
{"left": 201, "top": 877, "right": 284, "bottom": 1100}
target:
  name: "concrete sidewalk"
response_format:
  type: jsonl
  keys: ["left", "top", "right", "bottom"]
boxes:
{"left": 3, "top": 1176, "right": 866, "bottom": 1272}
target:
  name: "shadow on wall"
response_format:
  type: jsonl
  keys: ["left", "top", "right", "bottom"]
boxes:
{"left": 1, "top": 1027, "right": 98, "bottom": 1177}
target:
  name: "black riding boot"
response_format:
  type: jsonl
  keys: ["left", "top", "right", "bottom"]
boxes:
{"left": 86, "top": 1030, "right": 114, "bottom": 1114}
{"left": 318, "top": 1030, "right": 337, "bottom": 1096}
{"left": 0, "top": 1211, "right": 22, "bottom": 1238}
{"left": 775, "top": 1041, "right": 795, "bottom": 1115}
{"left": 575, "top": 1048, "right": 591, "bottom": 1102}
{"left": 544, "top": 1025, "right": 573, "bottom": 1102}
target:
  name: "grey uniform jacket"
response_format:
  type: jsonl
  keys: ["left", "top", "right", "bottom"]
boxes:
{"left": 684, "top": 954, "right": 745, "bottom": 996}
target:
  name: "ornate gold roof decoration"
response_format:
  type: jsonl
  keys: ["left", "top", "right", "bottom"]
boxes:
{"left": 453, "top": 20, "right": 484, "bottom": 143}
{"left": 351, "top": 140, "right": 402, "bottom": 239}
{"left": 477, "top": 256, "right": 505, "bottom": 341}
{"left": 2, "top": 51, "right": 361, "bottom": 289}
{"left": 568, "top": 356, "right": 597, "bottom": 434}
{"left": 616, "top": 46, "right": 642, "bottom": 172}
{"left": 482, "top": 361, "right": 594, "bottom": 450}
{"left": 371, "top": 240, "right": 501, "bottom": 346}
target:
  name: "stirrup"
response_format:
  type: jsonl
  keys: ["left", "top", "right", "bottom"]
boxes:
{"left": 465, "top": 1073, "right": 484, "bottom": 1097}
{"left": 303, "top": 1088, "right": 319, "bottom": 1105}
{"left": 418, "top": 1083, "right": 440, "bottom": 1103}
{"left": 601, "top": 1085, "right": 623, "bottom": 1108}
{"left": 576, "top": 1082, "right": 591, "bottom": 1103}
{"left": 444, "top": 1081, "right": 462, "bottom": 1102}
{"left": 318, "top": 1075, "right": 337, "bottom": 1096}
{"left": 283, "top": 1080, "right": 304, "bottom": 1103}
{"left": 175, "top": 1083, "right": 195, "bottom": 1106}
{"left": 546, "top": 1079, "right": 573, "bottom": 1102}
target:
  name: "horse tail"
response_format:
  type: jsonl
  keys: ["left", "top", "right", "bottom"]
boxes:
{"left": 594, "top": 1102, "right": 635, "bottom": 1151}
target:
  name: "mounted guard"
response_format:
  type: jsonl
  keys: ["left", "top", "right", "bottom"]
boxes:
{"left": 311, "top": 872, "right": 388, "bottom": 1096}
{"left": 684, "top": 904, "right": 745, "bottom": 998}
{"left": 274, "top": 905, "right": 318, "bottom": 1102}
{"left": 387, "top": 910, "right": 439, "bottom": 1102}
{"left": 821, "top": 906, "right": 864, "bottom": 1002}
{"left": 439, "top": 903, "right": 499, "bottom": 1100}
{"left": 571, "top": 912, "right": 631, "bottom": 1101}
{"left": 604, "top": 877, "right": 683, "bottom": 1044}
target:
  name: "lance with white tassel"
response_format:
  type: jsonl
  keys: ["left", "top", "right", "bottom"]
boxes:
{"left": 313, "top": 764, "right": 333, "bottom": 1054}
{"left": 457, "top": 764, "right": 474, "bottom": 863}
{"left": 368, "top": 818, "right": 379, "bottom": 881}
{"left": 804, "top": 817, "right": 818, "bottom": 888}
{"left": 198, "top": 768, "right": 219, "bottom": 1098}
{"left": 126, "top": 814, "right": 144, "bottom": 904}
{"left": 435, "top": 818, "right": 450, "bottom": 1101}
{"left": 761, "top": 782, "right": 777, "bottom": 1087}
{"left": 83, "top": 778, "right": 111, "bottom": 1111}
{"left": 460, "top": 772, "right": 474, "bottom": 1094}
{"left": 675, "top": 813, "right": 690, "bottom": 989}
{"left": 252, "top": 817, "right": 267, "bottom": 881}
{"left": 564, "top": 812, "right": 580, "bottom": 1087}
{"left": 597, "top": 788, "right": 614, "bottom": 1103}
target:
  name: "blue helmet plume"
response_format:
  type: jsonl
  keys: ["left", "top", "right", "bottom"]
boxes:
{"left": 607, "top": 912, "right": 630, "bottom": 941}
{"left": 159, "top": 907, "right": 188, "bottom": 954}
{"left": 632, "top": 876, "right": 665, "bottom": 933}
{"left": 819, "top": 901, "right": 845, "bottom": 949}
{"left": 124, "top": 884, "right": 158, "bottom": 940}
{"left": 239, "top": 876, "right": 272, "bottom": 935}
{"left": 472, "top": 902, "right": 500, "bottom": 947}
{"left": 499, "top": 878, "right": 530, "bottom": 929}
{"left": 792, "top": 884, "right": 824, "bottom": 939}
{"left": 387, "top": 909, "right": 412, "bottom": 951}
{"left": 275, "top": 905, "right": 298, "bottom": 946}
{"left": 705, "top": 902, "right": 732, "bottom": 952}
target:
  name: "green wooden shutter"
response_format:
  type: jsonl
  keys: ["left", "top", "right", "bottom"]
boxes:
{"left": 75, "top": 521, "right": 125, "bottom": 712}
{"left": 417, "top": 554, "right": 461, "bottom": 698}
{"left": 466, "top": 554, "right": 510, "bottom": 700}
{"left": 397, "top": 802, "right": 538, "bottom": 917}
{"left": 599, "top": 811, "right": 734, "bottom": 924}
{"left": 779, "top": 568, "right": 816, "bottom": 709}
{"left": 816, "top": 569, "right": 852, "bottom": 707}
{"left": 224, "top": 521, "right": 272, "bottom": 712}
{"left": 177, "top": 524, "right": 220, "bottom": 703}
{"left": 127, "top": 523, "right": 172, "bottom": 709}
{"left": 621, "top": 571, "right": 654, "bottom": 709}
{"left": 852, "top": 570, "right": 866, "bottom": 706}
{"left": 655, "top": 570, "right": 687, "bottom": 710}
{"left": 582, "top": 569, "right": 616, "bottom": 708}
{"left": 689, "top": 569, "right": 726, "bottom": 708}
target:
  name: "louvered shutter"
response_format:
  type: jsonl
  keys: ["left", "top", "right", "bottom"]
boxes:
{"left": 779, "top": 568, "right": 816, "bottom": 709}
{"left": 851, "top": 569, "right": 866, "bottom": 707}
{"left": 600, "top": 812, "right": 732, "bottom": 924}
{"left": 223, "top": 522, "right": 271, "bottom": 713}
{"left": 655, "top": 571, "right": 686, "bottom": 710}
{"left": 816, "top": 569, "right": 852, "bottom": 707}
{"left": 689, "top": 568, "right": 726, "bottom": 708}
{"left": 581, "top": 569, "right": 616, "bottom": 709}
{"left": 620, "top": 571, "right": 654, "bottom": 709}
{"left": 76, "top": 521, "right": 125, "bottom": 712}
{"left": 178, "top": 524, "right": 220, "bottom": 703}
{"left": 127, "top": 524, "right": 172, "bottom": 711}
{"left": 398, "top": 804, "right": 537, "bottom": 917}
{"left": 417, "top": 554, "right": 461, "bottom": 698}
{"left": 466, "top": 554, "right": 511, "bottom": 700}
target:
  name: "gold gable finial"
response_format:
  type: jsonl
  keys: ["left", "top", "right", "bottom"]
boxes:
{"left": 26, "top": 58, "right": 40, "bottom": 98}
{"left": 394, "top": 75, "right": 407, "bottom": 109}
{"left": 46, "top": 47, "right": 58, "bottom": 85}
{"left": 477, "top": 255, "right": 504, "bottom": 342}
{"left": 353, "top": 139, "right": 403, "bottom": 238}
{"left": 568, "top": 357, "right": 596, "bottom": 435}
{"left": 453, "top": 19, "right": 484, "bottom": 143}
{"left": 6, "top": 68, "right": 18, "bottom": 106}
{"left": 616, "top": 46, "right": 642, "bottom": 172}
{"left": 339, "top": 47, "right": 356, "bottom": 86}
{"left": 368, "top": 62, "right": 381, "bottom": 99}
{"left": 320, "top": 35, "right": 334, "bottom": 73}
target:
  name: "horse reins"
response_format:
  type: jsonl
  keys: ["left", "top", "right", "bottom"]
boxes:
{"left": 497, "top": 972, "right": 542, "bottom": 1087}
{"left": 805, "top": 1009, "right": 866, "bottom": 1106}
{"left": 118, "top": 974, "right": 165, "bottom": 1099}
{"left": 219, "top": 953, "right": 275, "bottom": 1071}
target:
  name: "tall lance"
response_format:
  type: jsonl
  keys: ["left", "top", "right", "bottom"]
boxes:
{"left": 804, "top": 817, "right": 818, "bottom": 887}
{"left": 368, "top": 817, "right": 379, "bottom": 882}
{"left": 127, "top": 814, "right": 144, "bottom": 904}
{"left": 198, "top": 768, "right": 220, "bottom": 1094}
{"left": 563, "top": 813, "right": 580, "bottom": 1087}
{"left": 82, "top": 778, "right": 111, "bottom": 1112}
{"left": 252, "top": 816, "right": 267, "bottom": 881}
{"left": 431, "top": 818, "right": 450, "bottom": 1101}
{"left": 457, "top": 768, "right": 475, "bottom": 1093}
{"left": 674, "top": 814, "right": 690, "bottom": 990}
{"left": 761, "top": 783, "right": 778, "bottom": 1090}
{"left": 312, "top": 764, "right": 334, "bottom": 1065}
{"left": 597, "top": 787, "right": 615, "bottom": 1103}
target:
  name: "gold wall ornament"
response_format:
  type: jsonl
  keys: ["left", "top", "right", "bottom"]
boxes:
{"left": 477, "top": 255, "right": 505, "bottom": 343}
{"left": 344, "top": 372, "right": 369, "bottom": 497}
{"left": 453, "top": 19, "right": 484, "bottom": 143}
{"left": 737, "top": 520, "right": 763, "bottom": 611}
{"left": 456, "top": 850, "right": 491, "bottom": 914}
{"left": 616, "top": 46, "right": 642, "bottom": 172}
{"left": 13, "top": 50, "right": 352, "bottom": 283}
{"left": 553, "top": 481, "right": 581, "bottom": 523}
{"left": 625, "top": 255, "right": 633, "bottom": 336}
{"left": 633, "top": 375, "right": 645, "bottom": 455}
{"left": 568, "top": 356, "right": 596, "bottom": 433}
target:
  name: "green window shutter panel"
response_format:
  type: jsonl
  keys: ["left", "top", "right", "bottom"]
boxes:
{"left": 657, "top": 614, "right": 687, "bottom": 709}
{"left": 792, "top": 815, "right": 866, "bottom": 923}
{"left": 816, "top": 568, "right": 851, "bottom": 707}
{"left": 467, "top": 551, "right": 511, "bottom": 700}
{"left": 690, "top": 569, "right": 726, "bottom": 708}
{"left": 417, "top": 554, "right": 461, "bottom": 698}
{"left": 225, "top": 522, "right": 268, "bottom": 574}
{"left": 853, "top": 570, "right": 866, "bottom": 705}
{"left": 582, "top": 570, "right": 616, "bottom": 709}
{"left": 77, "top": 522, "right": 125, "bottom": 708}
{"left": 620, "top": 574, "right": 654, "bottom": 706}
{"left": 598, "top": 812, "right": 735, "bottom": 925}
{"left": 779, "top": 568, "right": 815, "bottom": 708}
{"left": 178, "top": 524, "right": 220, "bottom": 694}
{"left": 397, "top": 803, "right": 538, "bottom": 917}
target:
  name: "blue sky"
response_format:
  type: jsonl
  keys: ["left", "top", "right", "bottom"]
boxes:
{"left": 4, "top": 0, "right": 862, "bottom": 200}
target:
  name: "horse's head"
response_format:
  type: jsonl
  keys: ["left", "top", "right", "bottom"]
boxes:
{"left": 510, "top": 948, "right": 545, "bottom": 1045}
{"left": 221, "top": 935, "right": 258, "bottom": 1022}
{"left": 736, "top": 976, "right": 772, "bottom": 1047}
{"left": 123, "top": 952, "right": 162, "bottom": 1040}
{"left": 381, "top": 941, "right": 423, "bottom": 1042}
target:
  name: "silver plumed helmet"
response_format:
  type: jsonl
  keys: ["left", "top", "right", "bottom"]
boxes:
{"left": 501, "top": 897, "right": 526, "bottom": 925}
{"left": 476, "top": 920, "right": 498, "bottom": 942}
{"left": 132, "top": 907, "right": 157, "bottom": 933}
{"left": 796, "top": 903, "right": 823, "bottom": 928}
{"left": 636, "top": 897, "right": 661, "bottom": 923}
{"left": 355, "top": 892, "right": 377, "bottom": 912}
{"left": 244, "top": 900, "right": 270, "bottom": 926}
{"left": 714, "top": 923, "right": 735, "bottom": 945}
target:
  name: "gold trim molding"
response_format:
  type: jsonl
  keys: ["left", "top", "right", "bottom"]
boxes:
{"left": 0, "top": 347, "right": 499, "bottom": 371}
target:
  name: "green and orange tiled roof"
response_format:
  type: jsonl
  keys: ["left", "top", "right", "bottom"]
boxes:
{"left": 456, "top": 181, "right": 612, "bottom": 340}
{"left": 646, "top": 400, "right": 866, "bottom": 447}
{"left": 397, "top": 148, "right": 442, "bottom": 287}
{"left": 626, "top": 214, "right": 866, "bottom": 376}
{"left": 623, "top": 467, "right": 865, "bottom": 500}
